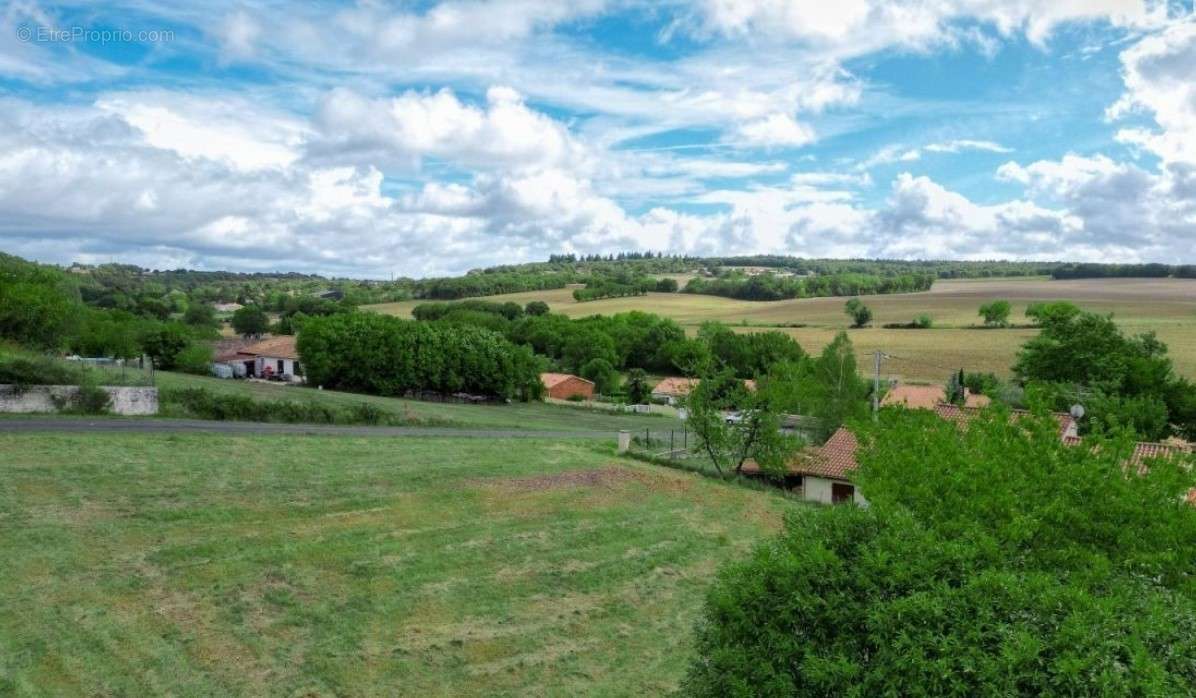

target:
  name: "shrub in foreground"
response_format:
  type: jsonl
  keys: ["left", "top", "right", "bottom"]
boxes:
{"left": 685, "top": 408, "right": 1196, "bottom": 696}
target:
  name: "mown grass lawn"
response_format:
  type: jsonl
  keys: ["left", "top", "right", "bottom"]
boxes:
{"left": 0, "top": 433, "right": 794, "bottom": 696}
{"left": 155, "top": 371, "right": 684, "bottom": 433}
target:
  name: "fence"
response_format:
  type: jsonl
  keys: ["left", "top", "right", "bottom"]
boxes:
{"left": 63, "top": 356, "right": 156, "bottom": 387}
{"left": 629, "top": 428, "right": 697, "bottom": 460}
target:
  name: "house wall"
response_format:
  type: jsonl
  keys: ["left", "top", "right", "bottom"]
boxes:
{"left": 0, "top": 385, "right": 158, "bottom": 415}
{"left": 254, "top": 356, "right": 302, "bottom": 382}
{"left": 547, "top": 377, "right": 594, "bottom": 400}
{"left": 802, "top": 476, "right": 868, "bottom": 506}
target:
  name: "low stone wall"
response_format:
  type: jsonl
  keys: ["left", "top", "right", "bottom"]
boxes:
{"left": 0, "top": 385, "right": 159, "bottom": 416}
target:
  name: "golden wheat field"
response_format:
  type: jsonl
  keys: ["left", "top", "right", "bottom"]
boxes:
{"left": 366, "top": 277, "right": 1196, "bottom": 382}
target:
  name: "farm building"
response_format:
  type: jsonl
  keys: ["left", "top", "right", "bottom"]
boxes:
{"left": 210, "top": 337, "right": 256, "bottom": 378}
{"left": 238, "top": 335, "right": 304, "bottom": 382}
{"left": 651, "top": 377, "right": 700, "bottom": 405}
{"left": 651, "top": 377, "right": 755, "bottom": 406}
{"left": 883, "top": 383, "right": 991, "bottom": 409}
{"left": 540, "top": 372, "right": 595, "bottom": 400}
{"left": 743, "top": 427, "right": 867, "bottom": 506}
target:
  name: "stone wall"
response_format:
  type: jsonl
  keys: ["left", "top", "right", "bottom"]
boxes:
{"left": 0, "top": 385, "right": 159, "bottom": 416}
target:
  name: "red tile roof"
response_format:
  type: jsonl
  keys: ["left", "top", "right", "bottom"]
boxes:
{"left": 651, "top": 377, "right": 700, "bottom": 397}
{"left": 743, "top": 426, "right": 860, "bottom": 480}
{"left": 933, "top": 403, "right": 1077, "bottom": 440}
{"left": 540, "top": 372, "right": 593, "bottom": 389}
{"left": 882, "top": 384, "right": 990, "bottom": 410}
{"left": 239, "top": 335, "right": 299, "bottom": 360}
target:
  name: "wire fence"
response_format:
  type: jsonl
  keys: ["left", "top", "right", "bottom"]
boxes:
{"left": 64, "top": 357, "right": 156, "bottom": 387}
{"left": 629, "top": 428, "right": 698, "bottom": 460}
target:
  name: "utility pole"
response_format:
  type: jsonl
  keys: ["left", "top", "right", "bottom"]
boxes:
{"left": 872, "top": 350, "right": 889, "bottom": 420}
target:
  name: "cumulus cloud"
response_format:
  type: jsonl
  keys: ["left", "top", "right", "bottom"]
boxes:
{"left": 309, "top": 86, "right": 589, "bottom": 172}
{"left": 733, "top": 113, "right": 816, "bottom": 147}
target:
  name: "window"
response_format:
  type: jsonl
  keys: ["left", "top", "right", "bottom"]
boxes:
{"left": 831, "top": 483, "right": 855, "bottom": 504}
{"left": 294, "top": 362, "right": 302, "bottom": 376}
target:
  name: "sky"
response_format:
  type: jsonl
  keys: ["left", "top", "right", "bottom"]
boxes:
{"left": 0, "top": 1, "right": 1194, "bottom": 278}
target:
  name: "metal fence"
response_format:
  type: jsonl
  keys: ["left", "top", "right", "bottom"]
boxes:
{"left": 65, "top": 357, "right": 156, "bottom": 386}
{"left": 629, "top": 428, "right": 697, "bottom": 460}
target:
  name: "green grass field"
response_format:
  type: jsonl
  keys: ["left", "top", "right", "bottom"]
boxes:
{"left": 0, "top": 433, "right": 792, "bottom": 695}
{"left": 155, "top": 372, "right": 682, "bottom": 433}
{"left": 367, "top": 277, "right": 1196, "bottom": 381}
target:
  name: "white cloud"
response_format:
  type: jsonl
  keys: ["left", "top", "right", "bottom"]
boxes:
{"left": 309, "top": 86, "right": 589, "bottom": 171}
{"left": 689, "top": 0, "right": 1168, "bottom": 51}
{"left": 924, "top": 139, "right": 1012, "bottom": 154}
{"left": 733, "top": 113, "right": 816, "bottom": 147}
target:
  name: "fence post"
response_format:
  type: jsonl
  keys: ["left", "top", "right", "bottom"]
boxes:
{"left": 645, "top": 428, "right": 649, "bottom": 447}
{"left": 617, "top": 430, "right": 630, "bottom": 454}
{"left": 670, "top": 430, "right": 674, "bottom": 459}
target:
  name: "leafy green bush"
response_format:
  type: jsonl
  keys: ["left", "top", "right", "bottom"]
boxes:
{"left": 685, "top": 408, "right": 1196, "bottom": 695}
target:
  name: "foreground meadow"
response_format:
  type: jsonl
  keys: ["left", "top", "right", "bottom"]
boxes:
{"left": 0, "top": 433, "right": 791, "bottom": 696}
{"left": 367, "top": 277, "right": 1196, "bottom": 380}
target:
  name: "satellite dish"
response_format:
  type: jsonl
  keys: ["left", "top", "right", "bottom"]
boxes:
{"left": 1069, "top": 404, "right": 1085, "bottom": 419}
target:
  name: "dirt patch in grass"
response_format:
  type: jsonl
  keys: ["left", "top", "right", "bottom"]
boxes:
{"left": 471, "top": 466, "right": 649, "bottom": 493}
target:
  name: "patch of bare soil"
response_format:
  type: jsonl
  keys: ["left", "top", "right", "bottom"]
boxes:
{"left": 473, "top": 466, "right": 649, "bottom": 493}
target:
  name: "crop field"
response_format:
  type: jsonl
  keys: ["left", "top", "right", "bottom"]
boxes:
{"left": 155, "top": 372, "right": 683, "bottom": 433}
{"left": 367, "top": 277, "right": 1196, "bottom": 381}
{"left": 0, "top": 433, "right": 792, "bottom": 695}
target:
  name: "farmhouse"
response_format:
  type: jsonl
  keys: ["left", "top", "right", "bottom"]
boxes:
{"left": 651, "top": 377, "right": 756, "bottom": 406}
{"left": 238, "top": 335, "right": 304, "bottom": 382}
{"left": 883, "top": 383, "right": 991, "bottom": 409}
{"left": 540, "top": 372, "right": 595, "bottom": 400}
{"left": 651, "top": 377, "right": 700, "bottom": 405}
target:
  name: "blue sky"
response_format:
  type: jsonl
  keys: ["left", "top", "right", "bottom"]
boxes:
{"left": 0, "top": 1, "right": 1193, "bottom": 277}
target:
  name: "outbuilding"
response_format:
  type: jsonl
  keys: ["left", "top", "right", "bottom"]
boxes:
{"left": 540, "top": 372, "right": 595, "bottom": 400}
{"left": 238, "top": 335, "right": 304, "bottom": 382}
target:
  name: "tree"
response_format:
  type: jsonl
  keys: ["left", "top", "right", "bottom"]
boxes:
{"left": 625, "top": 368, "right": 650, "bottom": 404}
{"left": 979, "top": 299, "right": 1012, "bottom": 327}
{"left": 580, "top": 357, "right": 618, "bottom": 395}
{"left": 684, "top": 408, "right": 1196, "bottom": 696}
{"left": 140, "top": 323, "right": 192, "bottom": 370}
{"left": 0, "top": 253, "right": 80, "bottom": 349}
{"left": 654, "top": 277, "right": 679, "bottom": 292}
{"left": 945, "top": 368, "right": 966, "bottom": 405}
{"left": 231, "top": 305, "right": 269, "bottom": 337}
{"left": 524, "top": 300, "right": 550, "bottom": 316}
{"left": 1025, "top": 300, "right": 1080, "bottom": 325}
{"left": 183, "top": 302, "right": 217, "bottom": 328}
{"left": 844, "top": 298, "right": 872, "bottom": 328}
{"left": 684, "top": 369, "right": 798, "bottom": 476}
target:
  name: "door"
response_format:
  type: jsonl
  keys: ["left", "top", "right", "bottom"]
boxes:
{"left": 277, "top": 359, "right": 285, "bottom": 374}
{"left": 831, "top": 483, "right": 855, "bottom": 504}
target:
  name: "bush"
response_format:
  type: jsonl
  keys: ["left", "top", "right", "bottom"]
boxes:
{"left": 685, "top": 408, "right": 1196, "bottom": 695}
{"left": 979, "top": 299, "right": 1012, "bottom": 327}
{"left": 913, "top": 313, "right": 933, "bottom": 328}
{"left": 52, "top": 377, "right": 112, "bottom": 415}
{"left": 844, "top": 298, "right": 872, "bottom": 327}
{"left": 174, "top": 343, "right": 213, "bottom": 376}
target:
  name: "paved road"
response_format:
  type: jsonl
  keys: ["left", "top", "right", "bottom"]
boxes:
{"left": 0, "top": 417, "right": 626, "bottom": 439}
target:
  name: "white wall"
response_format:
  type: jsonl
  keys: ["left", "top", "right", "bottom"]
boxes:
{"left": 802, "top": 476, "right": 868, "bottom": 506}
{"left": 0, "top": 385, "right": 158, "bottom": 415}
{"left": 254, "top": 356, "right": 302, "bottom": 382}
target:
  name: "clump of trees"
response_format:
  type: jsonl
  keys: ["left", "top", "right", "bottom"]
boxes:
{"left": 1013, "top": 305, "right": 1196, "bottom": 440}
{"left": 297, "top": 313, "right": 543, "bottom": 400}
{"left": 231, "top": 306, "right": 270, "bottom": 338}
{"left": 978, "top": 299, "right": 1011, "bottom": 327}
{"left": 844, "top": 298, "right": 872, "bottom": 327}
{"left": 684, "top": 271, "right": 934, "bottom": 301}
{"left": 684, "top": 408, "right": 1196, "bottom": 696}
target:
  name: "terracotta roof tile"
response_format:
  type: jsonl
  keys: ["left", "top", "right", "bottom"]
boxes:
{"left": 540, "top": 372, "right": 593, "bottom": 389}
{"left": 651, "top": 377, "right": 700, "bottom": 396}
{"left": 239, "top": 335, "right": 299, "bottom": 360}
